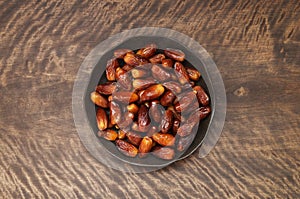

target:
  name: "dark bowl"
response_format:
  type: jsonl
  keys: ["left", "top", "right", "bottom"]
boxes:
{"left": 84, "top": 36, "right": 215, "bottom": 167}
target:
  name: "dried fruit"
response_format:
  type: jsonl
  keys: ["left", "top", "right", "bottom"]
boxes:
{"left": 131, "top": 68, "right": 149, "bottom": 78}
{"left": 160, "top": 110, "right": 173, "bottom": 133}
{"left": 117, "top": 72, "right": 132, "bottom": 90}
{"left": 90, "top": 91, "right": 108, "bottom": 108}
{"left": 140, "top": 84, "right": 165, "bottom": 102}
{"left": 174, "top": 91, "right": 197, "bottom": 112}
{"left": 133, "top": 78, "right": 156, "bottom": 90}
{"left": 126, "top": 131, "right": 142, "bottom": 146}
{"left": 176, "top": 111, "right": 200, "bottom": 137}
{"left": 186, "top": 67, "right": 201, "bottom": 81}
{"left": 162, "top": 81, "right": 182, "bottom": 94}
{"left": 152, "top": 133, "right": 175, "bottom": 146}
{"left": 152, "top": 146, "right": 175, "bottom": 160}
{"left": 139, "top": 136, "right": 153, "bottom": 158}
{"left": 174, "top": 62, "right": 190, "bottom": 84}
{"left": 193, "top": 86, "right": 210, "bottom": 106}
{"left": 122, "top": 64, "right": 134, "bottom": 71}
{"left": 138, "top": 104, "right": 150, "bottom": 128}
{"left": 136, "top": 43, "right": 157, "bottom": 58}
{"left": 118, "top": 111, "right": 134, "bottom": 129}
{"left": 115, "top": 67, "right": 126, "bottom": 80}
{"left": 196, "top": 106, "right": 211, "bottom": 120}
{"left": 149, "top": 101, "right": 164, "bottom": 123}
{"left": 149, "top": 53, "right": 165, "bottom": 64}
{"left": 110, "top": 101, "right": 122, "bottom": 125}
{"left": 160, "top": 91, "right": 176, "bottom": 106}
{"left": 151, "top": 65, "right": 171, "bottom": 82}
{"left": 118, "top": 129, "right": 126, "bottom": 139}
{"left": 112, "top": 92, "right": 139, "bottom": 104}
{"left": 106, "top": 59, "right": 119, "bottom": 81}
{"left": 127, "top": 103, "right": 139, "bottom": 114}
{"left": 164, "top": 48, "right": 185, "bottom": 62}
{"left": 116, "top": 140, "right": 138, "bottom": 157}
{"left": 96, "top": 82, "right": 116, "bottom": 95}
{"left": 92, "top": 45, "right": 211, "bottom": 160}
{"left": 161, "top": 59, "right": 174, "bottom": 68}
{"left": 97, "top": 129, "right": 118, "bottom": 141}
{"left": 172, "top": 118, "right": 180, "bottom": 134}
{"left": 96, "top": 108, "right": 108, "bottom": 130}
{"left": 131, "top": 122, "right": 150, "bottom": 133}
{"left": 124, "top": 52, "right": 149, "bottom": 66}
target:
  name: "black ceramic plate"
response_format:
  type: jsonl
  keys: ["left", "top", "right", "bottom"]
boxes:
{"left": 73, "top": 27, "right": 226, "bottom": 172}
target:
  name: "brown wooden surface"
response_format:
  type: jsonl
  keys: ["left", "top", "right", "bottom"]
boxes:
{"left": 0, "top": 0, "right": 299, "bottom": 198}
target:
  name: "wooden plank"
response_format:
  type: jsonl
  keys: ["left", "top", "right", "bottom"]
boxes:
{"left": 0, "top": 0, "right": 299, "bottom": 198}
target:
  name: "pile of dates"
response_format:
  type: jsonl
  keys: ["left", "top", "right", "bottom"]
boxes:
{"left": 90, "top": 43, "right": 211, "bottom": 160}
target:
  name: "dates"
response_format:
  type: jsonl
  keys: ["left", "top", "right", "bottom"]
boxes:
{"left": 160, "top": 91, "right": 176, "bottom": 107}
{"left": 113, "top": 92, "right": 139, "bottom": 104}
{"left": 132, "top": 78, "right": 156, "bottom": 90}
{"left": 126, "top": 131, "right": 142, "bottom": 146}
{"left": 116, "top": 140, "right": 138, "bottom": 157}
{"left": 124, "top": 52, "right": 149, "bottom": 66}
{"left": 174, "top": 62, "right": 190, "bottom": 84}
{"left": 151, "top": 64, "right": 171, "bottom": 81}
{"left": 96, "top": 82, "right": 116, "bottom": 95}
{"left": 149, "top": 53, "right": 165, "bottom": 64}
{"left": 161, "top": 59, "right": 173, "bottom": 68}
{"left": 186, "top": 67, "right": 201, "bottom": 81}
{"left": 139, "top": 136, "right": 153, "bottom": 158}
{"left": 164, "top": 48, "right": 185, "bottom": 62}
{"left": 160, "top": 110, "right": 173, "bottom": 133}
{"left": 138, "top": 104, "right": 150, "bottom": 128}
{"left": 136, "top": 43, "right": 157, "bottom": 58}
{"left": 140, "top": 84, "right": 165, "bottom": 102}
{"left": 106, "top": 58, "right": 119, "bottom": 81}
{"left": 90, "top": 91, "right": 108, "bottom": 108}
{"left": 98, "top": 129, "right": 118, "bottom": 141}
{"left": 193, "top": 85, "right": 210, "bottom": 106}
{"left": 152, "top": 133, "right": 175, "bottom": 146}
{"left": 91, "top": 44, "right": 211, "bottom": 160}
{"left": 96, "top": 108, "right": 108, "bottom": 130}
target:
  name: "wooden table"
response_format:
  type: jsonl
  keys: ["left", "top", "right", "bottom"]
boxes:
{"left": 1, "top": 0, "right": 299, "bottom": 198}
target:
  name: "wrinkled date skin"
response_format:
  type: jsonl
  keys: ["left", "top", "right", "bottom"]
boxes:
{"left": 124, "top": 52, "right": 149, "bottom": 66}
{"left": 138, "top": 104, "right": 150, "bottom": 128}
{"left": 90, "top": 91, "right": 108, "bottom": 108}
{"left": 164, "top": 48, "right": 185, "bottom": 62}
{"left": 194, "top": 85, "right": 210, "bottom": 106}
{"left": 96, "top": 82, "right": 116, "bottom": 95}
{"left": 139, "top": 136, "right": 153, "bottom": 158}
{"left": 91, "top": 44, "right": 211, "bottom": 160}
{"left": 110, "top": 101, "right": 122, "bottom": 125}
{"left": 96, "top": 108, "right": 108, "bottom": 130}
{"left": 149, "top": 53, "right": 165, "bottom": 64}
{"left": 160, "top": 110, "right": 173, "bottom": 133}
{"left": 126, "top": 131, "right": 142, "bottom": 146}
{"left": 116, "top": 140, "right": 138, "bottom": 157}
{"left": 106, "top": 58, "right": 119, "bottom": 81}
{"left": 152, "top": 133, "right": 175, "bottom": 146}
{"left": 140, "top": 84, "right": 165, "bottom": 102}
{"left": 98, "top": 129, "right": 118, "bottom": 141}
{"left": 149, "top": 101, "right": 164, "bottom": 123}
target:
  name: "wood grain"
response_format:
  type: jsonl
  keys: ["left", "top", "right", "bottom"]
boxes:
{"left": 0, "top": 0, "right": 299, "bottom": 198}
